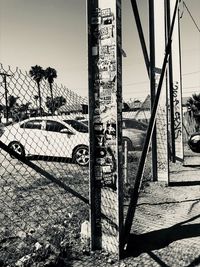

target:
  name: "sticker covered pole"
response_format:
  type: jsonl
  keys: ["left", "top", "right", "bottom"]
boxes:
{"left": 87, "top": 0, "right": 123, "bottom": 257}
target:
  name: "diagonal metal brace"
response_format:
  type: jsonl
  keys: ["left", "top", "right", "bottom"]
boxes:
{"left": 130, "top": 0, "right": 150, "bottom": 76}
{"left": 0, "top": 140, "right": 89, "bottom": 204}
{"left": 0, "top": 140, "right": 119, "bottom": 229}
{"left": 122, "top": 0, "right": 180, "bottom": 252}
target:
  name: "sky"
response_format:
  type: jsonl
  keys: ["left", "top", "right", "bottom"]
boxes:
{"left": 0, "top": 0, "right": 200, "bottom": 101}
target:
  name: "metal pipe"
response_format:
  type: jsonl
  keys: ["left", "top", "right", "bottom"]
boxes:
{"left": 166, "top": 0, "right": 176, "bottom": 162}
{"left": 124, "top": 140, "right": 128, "bottom": 184}
{"left": 0, "top": 73, "right": 12, "bottom": 123}
{"left": 149, "top": 0, "right": 158, "bottom": 181}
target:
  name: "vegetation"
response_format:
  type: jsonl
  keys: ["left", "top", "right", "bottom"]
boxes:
{"left": 45, "top": 96, "right": 66, "bottom": 114}
{"left": 29, "top": 65, "right": 45, "bottom": 116}
{"left": 44, "top": 67, "right": 57, "bottom": 115}
{"left": 186, "top": 93, "right": 200, "bottom": 115}
{"left": 7, "top": 95, "right": 20, "bottom": 122}
{"left": 29, "top": 65, "right": 59, "bottom": 116}
{"left": 0, "top": 65, "right": 66, "bottom": 122}
{"left": 186, "top": 93, "right": 200, "bottom": 127}
{"left": 0, "top": 95, "right": 32, "bottom": 122}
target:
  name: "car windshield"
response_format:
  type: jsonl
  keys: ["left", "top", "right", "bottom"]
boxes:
{"left": 64, "top": 120, "right": 88, "bottom": 133}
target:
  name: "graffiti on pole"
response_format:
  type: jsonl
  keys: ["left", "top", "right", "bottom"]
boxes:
{"left": 171, "top": 0, "right": 183, "bottom": 161}
{"left": 173, "top": 82, "right": 182, "bottom": 139}
{"left": 154, "top": 0, "right": 169, "bottom": 182}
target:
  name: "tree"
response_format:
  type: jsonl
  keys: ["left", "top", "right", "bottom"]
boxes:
{"left": 8, "top": 95, "right": 19, "bottom": 109}
{"left": 29, "top": 65, "right": 44, "bottom": 115}
{"left": 19, "top": 102, "right": 32, "bottom": 113}
{"left": 8, "top": 95, "right": 20, "bottom": 122}
{"left": 33, "top": 95, "right": 39, "bottom": 109}
{"left": 45, "top": 96, "right": 66, "bottom": 114}
{"left": 44, "top": 67, "right": 57, "bottom": 115}
{"left": 187, "top": 93, "right": 200, "bottom": 114}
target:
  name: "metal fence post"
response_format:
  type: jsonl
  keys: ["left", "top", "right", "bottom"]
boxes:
{"left": 0, "top": 73, "right": 12, "bottom": 123}
{"left": 124, "top": 140, "right": 128, "bottom": 185}
{"left": 149, "top": 0, "right": 158, "bottom": 182}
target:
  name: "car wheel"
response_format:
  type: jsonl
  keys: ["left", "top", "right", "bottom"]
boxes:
{"left": 73, "top": 145, "right": 89, "bottom": 166}
{"left": 189, "top": 145, "right": 200, "bottom": 153}
{"left": 122, "top": 137, "right": 134, "bottom": 151}
{"left": 8, "top": 142, "right": 25, "bottom": 158}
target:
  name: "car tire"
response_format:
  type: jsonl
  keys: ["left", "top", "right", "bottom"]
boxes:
{"left": 122, "top": 137, "right": 134, "bottom": 151}
{"left": 8, "top": 141, "right": 25, "bottom": 159}
{"left": 73, "top": 145, "right": 89, "bottom": 166}
{"left": 189, "top": 146, "right": 200, "bottom": 153}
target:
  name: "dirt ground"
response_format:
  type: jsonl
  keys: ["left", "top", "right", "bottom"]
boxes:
{"left": 1, "top": 150, "right": 200, "bottom": 266}
{"left": 69, "top": 179, "right": 200, "bottom": 267}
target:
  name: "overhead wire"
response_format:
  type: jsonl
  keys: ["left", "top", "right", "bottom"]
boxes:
{"left": 183, "top": 1, "right": 200, "bottom": 33}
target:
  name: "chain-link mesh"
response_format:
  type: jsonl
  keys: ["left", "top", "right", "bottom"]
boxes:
{"left": 0, "top": 64, "right": 90, "bottom": 266}
{"left": 122, "top": 96, "right": 152, "bottom": 197}
{"left": 156, "top": 105, "right": 169, "bottom": 176}
{"left": 0, "top": 64, "right": 153, "bottom": 265}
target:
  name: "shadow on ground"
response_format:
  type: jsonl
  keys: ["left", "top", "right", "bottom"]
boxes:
{"left": 27, "top": 155, "right": 73, "bottom": 163}
{"left": 125, "top": 214, "right": 200, "bottom": 258}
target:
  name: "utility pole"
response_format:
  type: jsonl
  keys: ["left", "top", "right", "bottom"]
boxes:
{"left": 88, "top": 0, "right": 123, "bottom": 257}
{"left": 0, "top": 73, "right": 12, "bottom": 123}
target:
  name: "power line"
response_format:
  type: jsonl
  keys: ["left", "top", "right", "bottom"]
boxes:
{"left": 183, "top": 1, "right": 200, "bottom": 33}
{"left": 182, "top": 70, "right": 200, "bottom": 76}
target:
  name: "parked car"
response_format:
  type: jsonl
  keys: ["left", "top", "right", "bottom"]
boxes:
{"left": 81, "top": 118, "right": 147, "bottom": 151}
{"left": 122, "top": 118, "right": 148, "bottom": 131}
{"left": 122, "top": 119, "right": 147, "bottom": 151}
{"left": 0, "top": 117, "right": 89, "bottom": 166}
{"left": 188, "top": 133, "right": 200, "bottom": 153}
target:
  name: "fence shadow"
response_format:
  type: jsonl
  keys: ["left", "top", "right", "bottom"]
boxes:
{"left": 124, "top": 214, "right": 200, "bottom": 258}
{"left": 28, "top": 155, "right": 73, "bottom": 163}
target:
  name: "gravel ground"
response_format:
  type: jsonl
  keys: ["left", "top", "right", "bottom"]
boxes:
{"left": 1, "top": 150, "right": 200, "bottom": 266}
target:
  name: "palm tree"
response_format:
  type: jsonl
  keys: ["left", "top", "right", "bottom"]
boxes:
{"left": 186, "top": 93, "right": 200, "bottom": 115}
{"left": 44, "top": 67, "right": 57, "bottom": 115}
{"left": 45, "top": 96, "right": 66, "bottom": 114}
{"left": 29, "top": 65, "right": 44, "bottom": 116}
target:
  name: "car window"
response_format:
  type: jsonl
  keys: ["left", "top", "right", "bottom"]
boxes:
{"left": 123, "top": 120, "right": 147, "bottom": 131}
{"left": 64, "top": 120, "right": 88, "bottom": 133}
{"left": 20, "top": 120, "right": 42, "bottom": 130}
{"left": 46, "top": 120, "right": 68, "bottom": 133}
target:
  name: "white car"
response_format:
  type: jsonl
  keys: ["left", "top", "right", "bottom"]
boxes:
{"left": 0, "top": 117, "right": 89, "bottom": 166}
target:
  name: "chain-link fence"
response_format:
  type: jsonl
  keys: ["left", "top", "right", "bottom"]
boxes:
{"left": 0, "top": 63, "right": 155, "bottom": 265}
{"left": 0, "top": 64, "right": 91, "bottom": 266}
{"left": 122, "top": 96, "right": 152, "bottom": 195}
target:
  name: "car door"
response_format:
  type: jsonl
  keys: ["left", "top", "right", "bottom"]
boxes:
{"left": 45, "top": 120, "right": 75, "bottom": 158}
{"left": 19, "top": 119, "right": 48, "bottom": 156}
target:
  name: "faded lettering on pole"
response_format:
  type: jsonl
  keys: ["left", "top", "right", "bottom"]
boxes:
{"left": 88, "top": 0, "right": 123, "bottom": 255}
{"left": 171, "top": 0, "right": 184, "bottom": 161}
